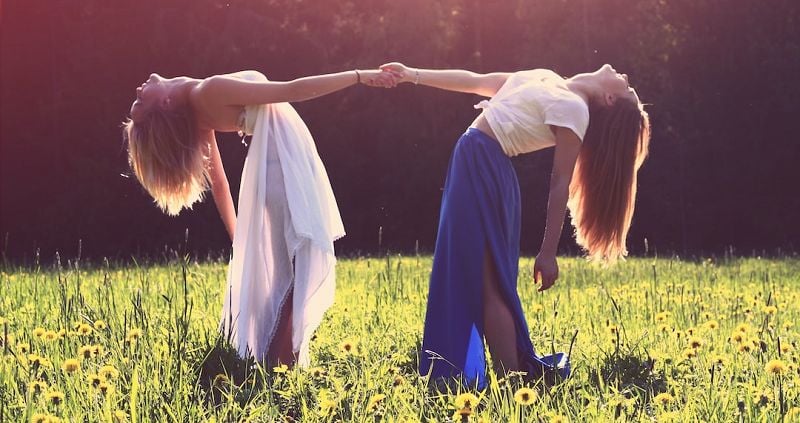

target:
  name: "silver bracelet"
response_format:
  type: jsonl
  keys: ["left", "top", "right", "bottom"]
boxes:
{"left": 414, "top": 68, "right": 420, "bottom": 85}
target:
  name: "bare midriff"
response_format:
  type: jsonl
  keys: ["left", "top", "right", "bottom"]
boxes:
{"left": 470, "top": 113, "right": 500, "bottom": 145}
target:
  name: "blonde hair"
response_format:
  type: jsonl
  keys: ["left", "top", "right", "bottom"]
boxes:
{"left": 122, "top": 106, "right": 209, "bottom": 216}
{"left": 567, "top": 98, "right": 651, "bottom": 262}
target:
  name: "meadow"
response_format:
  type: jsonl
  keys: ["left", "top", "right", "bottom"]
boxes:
{"left": 1, "top": 254, "right": 798, "bottom": 422}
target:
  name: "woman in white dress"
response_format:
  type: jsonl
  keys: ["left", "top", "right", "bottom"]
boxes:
{"left": 123, "top": 69, "right": 397, "bottom": 366}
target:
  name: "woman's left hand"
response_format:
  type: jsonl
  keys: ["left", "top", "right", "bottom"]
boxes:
{"left": 533, "top": 254, "right": 559, "bottom": 292}
{"left": 359, "top": 69, "right": 400, "bottom": 88}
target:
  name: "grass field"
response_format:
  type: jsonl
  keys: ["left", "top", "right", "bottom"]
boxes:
{"left": 1, "top": 255, "right": 799, "bottom": 422}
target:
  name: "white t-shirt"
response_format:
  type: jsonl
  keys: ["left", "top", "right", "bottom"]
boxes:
{"left": 474, "top": 69, "right": 590, "bottom": 157}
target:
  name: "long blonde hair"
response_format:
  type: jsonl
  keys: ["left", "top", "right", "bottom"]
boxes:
{"left": 567, "top": 98, "right": 651, "bottom": 262}
{"left": 122, "top": 106, "right": 209, "bottom": 216}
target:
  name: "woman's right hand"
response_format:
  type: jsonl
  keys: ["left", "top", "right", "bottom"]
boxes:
{"left": 379, "top": 62, "right": 412, "bottom": 83}
{"left": 533, "top": 253, "right": 559, "bottom": 292}
{"left": 359, "top": 69, "right": 400, "bottom": 88}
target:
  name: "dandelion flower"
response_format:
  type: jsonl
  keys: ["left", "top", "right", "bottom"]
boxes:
{"left": 753, "top": 389, "right": 772, "bottom": 407}
{"left": 780, "top": 343, "right": 793, "bottom": 354}
{"left": 88, "top": 373, "right": 105, "bottom": 387}
{"left": 513, "top": 387, "right": 537, "bottom": 406}
{"left": 309, "top": 367, "right": 326, "bottom": 378}
{"left": 453, "top": 407, "right": 473, "bottom": 419}
{"left": 682, "top": 348, "right": 697, "bottom": 360}
{"left": 98, "top": 381, "right": 114, "bottom": 396}
{"left": 763, "top": 305, "right": 777, "bottom": 315}
{"left": 731, "top": 332, "right": 745, "bottom": 343}
{"left": 738, "top": 343, "right": 752, "bottom": 353}
{"left": 99, "top": 365, "right": 119, "bottom": 379}
{"left": 318, "top": 398, "right": 337, "bottom": 417}
{"left": 765, "top": 359, "right": 788, "bottom": 375}
{"left": 339, "top": 340, "right": 356, "bottom": 354}
{"left": 607, "top": 325, "right": 619, "bottom": 336}
{"left": 658, "top": 324, "right": 671, "bottom": 333}
{"left": 28, "top": 380, "right": 48, "bottom": 395}
{"left": 31, "top": 414, "right": 51, "bottom": 423}
{"left": 455, "top": 393, "right": 480, "bottom": 409}
{"left": 653, "top": 392, "right": 674, "bottom": 406}
{"left": 711, "top": 355, "right": 727, "bottom": 367}
{"left": 393, "top": 374, "right": 405, "bottom": 387}
{"left": 688, "top": 337, "right": 704, "bottom": 349}
{"left": 126, "top": 328, "right": 142, "bottom": 342}
{"left": 366, "top": 393, "right": 386, "bottom": 412}
{"left": 18, "top": 343, "right": 31, "bottom": 354}
{"left": 735, "top": 323, "right": 750, "bottom": 333}
{"left": 28, "top": 354, "right": 51, "bottom": 368}
{"left": 549, "top": 414, "right": 569, "bottom": 423}
{"left": 272, "top": 364, "right": 288, "bottom": 374}
{"left": 77, "top": 324, "right": 93, "bottom": 336}
{"left": 43, "top": 331, "right": 58, "bottom": 342}
{"left": 705, "top": 320, "right": 719, "bottom": 330}
{"left": 655, "top": 311, "right": 671, "bottom": 322}
{"left": 46, "top": 391, "right": 65, "bottom": 406}
{"left": 79, "top": 345, "right": 94, "bottom": 359}
{"left": 92, "top": 345, "right": 104, "bottom": 357}
{"left": 33, "top": 327, "right": 46, "bottom": 338}
{"left": 94, "top": 320, "right": 107, "bottom": 330}
{"left": 57, "top": 329, "right": 66, "bottom": 339}
{"left": 61, "top": 358, "right": 80, "bottom": 374}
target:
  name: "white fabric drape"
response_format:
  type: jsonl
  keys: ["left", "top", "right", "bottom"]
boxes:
{"left": 221, "top": 102, "right": 344, "bottom": 366}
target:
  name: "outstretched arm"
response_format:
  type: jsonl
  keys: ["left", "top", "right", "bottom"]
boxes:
{"left": 197, "top": 69, "right": 398, "bottom": 106}
{"left": 380, "top": 62, "right": 511, "bottom": 97}
{"left": 534, "top": 126, "right": 582, "bottom": 291}
{"left": 207, "top": 132, "right": 237, "bottom": 242}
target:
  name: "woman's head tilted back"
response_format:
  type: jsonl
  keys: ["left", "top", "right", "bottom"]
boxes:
{"left": 567, "top": 64, "right": 651, "bottom": 262}
{"left": 122, "top": 74, "right": 209, "bottom": 216}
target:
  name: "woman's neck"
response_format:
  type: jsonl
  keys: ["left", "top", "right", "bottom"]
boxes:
{"left": 565, "top": 74, "right": 601, "bottom": 105}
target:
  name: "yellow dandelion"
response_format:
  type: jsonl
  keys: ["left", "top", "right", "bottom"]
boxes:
{"left": 310, "top": 367, "right": 326, "bottom": 378}
{"left": 77, "top": 323, "right": 93, "bottom": 336}
{"left": 731, "top": 332, "right": 745, "bottom": 343}
{"left": 46, "top": 390, "right": 65, "bottom": 406}
{"left": 57, "top": 329, "right": 66, "bottom": 339}
{"left": 318, "top": 398, "right": 337, "bottom": 417}
{"left": 686, "top": 327, "right": 696, "bottom": 336}
{"left": 113, "top": 409, "right": 128, "bottom": 422}
{"left": 653, "top": 392, "right": 674, "bottom": 406}
{"left": 339, "top": 340, "right": 357, "bottom": 354}
{"left": 78, "top": 345, "right": 94, "bottom": 359}
{"left": 753, "top": 389, "right": 772, "bottom": 407}
{"left": 98, "top": 381, "right": 114, "bottom": 396}
{"left": 549, "top": 415, "right": 569, "bottom": 423}
{"left": 31, "top": 414, "right": 50, "bottom": 423}
{"left": 607, "top": 325, "right": 619, "bottom": 335}
{"left": 126, "top": 328, "right": 142, "bottom": 341}
{"left": 736, "top": 323, "right": 750, "bottom": 333}
{"left": 711, "top": 355, "right": 727, "bottom": 367}
{"left": 92, "top": 345, "right": 104, "bottom": 357}
{"left": 688, "top": 337, "right": 704, "bottom": 349}
{"left": 17, "top": 343, "right": 30, "bottom": 354}
{"left": 393, "top": 374, "right": 405, "bottom": 387}
{"left": 61, "top": 358, "right": 80, "bottom": 374}
{"left": 531, "top": 304, "right": 544, "bottom": 313}
{"left": 28, "top": 380, "right": 48, "bottom": 395}
{"left": 453, "top": 407, "right": 473, "bottom": 419}
{"left": 99, "top": 365, "right": 119, "bottom": 379}
{"left": 655, "top": 311, "right": 671, "bottom": 322}
{"left": 212, "top": 373, "right": 229, "bottom": 387}
{"left": 658, "top": 324, "right": 671, "bottom": 333}
{"left": 366, "top": 393, "right": 386, "bottom": 412}
{"left": 682, "top": 348, "right": 697, "bottom": 360}
{"left": 765, "top": 359, "right": 788, "bottom": 375}
{"left": 783, "top": 322, "right": 793, "bottom": 331}
{"left": 455, "top": 393, "right": 480, "bottom": 409}
{"left": 272, "top": 364, "right": 288, "bottom": 374}
{"left": 94, "top": 320, "right": 107, "bottom": 330}
{"left": 738, "top": 342, "right": 753, "bottom": 353}
{"left": 513, "top": 387, "right": 537, "bottom": 406}
{"left": 704, "top": 320, "right": 719, "bottom": 330}
{"left": 33, "top": 327, "right": 46, "bottom": 338}
{"left": 780, "top": 343, "right": 793, "bottom": 354}
{"left": 28, "top": 354, "right": 51, "bottom": 368}
{"left": 43, "top": 330, "right": 58, "bottom": 342}
{"left": 88, "top": 373, "right": 105, "bottom": 387}
{"left": 763, "top": 305, "right": 777, "bottom": 315}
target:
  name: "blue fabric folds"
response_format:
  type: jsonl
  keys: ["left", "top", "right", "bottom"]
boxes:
{"left": 419, "top": 128, "right": 562, "bottom": 389}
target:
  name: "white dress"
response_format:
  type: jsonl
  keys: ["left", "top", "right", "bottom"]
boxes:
{"left": 220, "top": 73, "right": 344, "bottom": 366}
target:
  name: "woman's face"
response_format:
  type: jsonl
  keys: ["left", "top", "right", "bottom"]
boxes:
{"left": 130, "top": 73, "right": 169, "bottom": 121}
{"left": 595, "top": 64, "right": 639, "bottom": 106}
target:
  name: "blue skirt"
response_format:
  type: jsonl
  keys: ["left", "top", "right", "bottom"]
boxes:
{"left": 419, "top": 128, "right": 567, "bottom": 389}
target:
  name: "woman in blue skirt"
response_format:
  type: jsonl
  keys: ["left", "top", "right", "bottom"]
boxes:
{"left": 380, "top": 62, "right": 651, "bottom": 388}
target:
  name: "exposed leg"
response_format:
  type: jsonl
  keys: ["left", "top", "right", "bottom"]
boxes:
{"left": 482, "top": 249, "right": 521, "bottom": 374}
{"left": 267, "top": 287, "right": 295, "bottom": 367}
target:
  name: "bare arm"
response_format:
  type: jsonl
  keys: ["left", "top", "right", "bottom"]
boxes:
{"left": 380, "top": 62, "right": 511, "bottom": 97}
{"left": 534, "top": 126, "right": 582, "bottom": 291}
{"left": 197, "top": 69, "right": 397, "bottom": 106}
{"left": 207, "top": 133, "right": 237, "bottom": 242}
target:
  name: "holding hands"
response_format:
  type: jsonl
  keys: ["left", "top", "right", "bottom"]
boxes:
{"left": 356, "top": 62, "right": 411, "bottom": 88}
